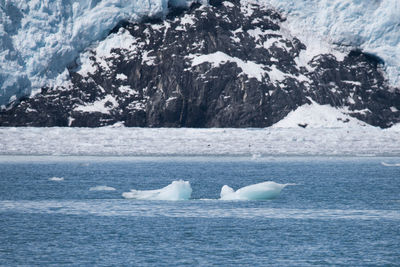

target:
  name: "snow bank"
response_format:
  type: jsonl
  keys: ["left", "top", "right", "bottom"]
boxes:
{"left": 272, "top": 99, "right": 371, "bottom": 129}
{"left": 220, "top": 181, "right": 290, "bottom": 200}
{"left": 122, "top": 180, "right": 192, "bottom": 200}
{"left": 89, "top": 186, "right": 117, "bottom": 191}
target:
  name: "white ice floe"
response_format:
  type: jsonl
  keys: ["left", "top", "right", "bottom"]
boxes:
{"left": 122, "top": 180, "right": 192, "bottom": 200}
{"left": 49, "top": 177, "right": 64, "bottom": 181}
{"left": 220, "top": 181, "right": 291, "bottom": 200}
{"left": 89, "top": 186, "right": 117, "bottom": 191}
{"left": 1, "top": 126, "right": 400, "bottom": 156}
{"left": 381, "top": 162, "right": 400, "bottom": 167}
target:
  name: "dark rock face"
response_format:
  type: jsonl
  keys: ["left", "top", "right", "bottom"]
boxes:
{"left": 1, "top": 0, "right": 399, "bottom": 127}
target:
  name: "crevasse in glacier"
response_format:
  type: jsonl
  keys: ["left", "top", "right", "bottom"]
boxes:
{"left": 0, "top": 0, "right": 399, "bottom": 106}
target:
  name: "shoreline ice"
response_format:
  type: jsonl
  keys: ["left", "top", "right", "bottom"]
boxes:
{"left": 0, "top": 126, "right": 399, "bottom": 157}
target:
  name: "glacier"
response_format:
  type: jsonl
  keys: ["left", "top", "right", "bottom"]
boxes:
{"left": 0, "top": 0, "right": 399, "bottom": 106}
{"left": 262, "top": 0, "right": 400, "bottom": 87}
{"left": 0, "top": 0, "right": 202, "bottom": 105}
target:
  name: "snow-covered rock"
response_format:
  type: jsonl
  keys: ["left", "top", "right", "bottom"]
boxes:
{"left": 1, "top": 0, "right": 399, "bottom": 128}
{"left": 272, "top": 98, "right": 371, "bottom": 129}
{"left": 0, "top": 0, "right": 399, "bottom": 107}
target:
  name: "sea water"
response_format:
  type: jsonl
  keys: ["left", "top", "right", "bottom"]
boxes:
{"left": 0, "top": 156, "right": 399, "bottom": 265}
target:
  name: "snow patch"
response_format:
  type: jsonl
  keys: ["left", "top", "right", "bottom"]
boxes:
{"left": 116, "top": 73, "right": 128, "bottom": 81}
{"left": 188, "top": 51, "right": 266, "bottom": 81}
{"left": 118, "top": 85, "right": 139, "bottom": 96}
{"left": 142, "top": 50, "right": 156, "bottom": 66}
{"left": 272, "top": 99, "right": 371, "bottom": 128}
{"left": 77, "top": 29, "right": 137, "bottom": 77}
{"left": 74, "top": 95, "right": 119, "bottom": 114}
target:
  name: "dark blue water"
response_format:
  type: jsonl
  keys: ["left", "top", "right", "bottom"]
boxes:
{"left": 1, "top": 156, "right": 399, "bottom": 266}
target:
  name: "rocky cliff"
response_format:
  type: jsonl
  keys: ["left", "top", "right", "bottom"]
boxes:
{"left": 1, "top": 0, "right": 399, "bottom": 127}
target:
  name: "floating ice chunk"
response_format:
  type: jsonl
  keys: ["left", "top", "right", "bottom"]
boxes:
{"left": 49, "top": 177, "right": 64, "bottom": 181}
{"left": 122, "top": 180, "right": 192, "bottom": 200}
{"left": 89, "top": 186, "right": 117, "bottom": 191}
{"left": 220, "top": 181, "right": 291, "bottom": 200}
{"left": 251, "top": 153, "right": 262, "bottom": 160}
{"left": 381, "top": 162, "right": 400, "bottom": 167}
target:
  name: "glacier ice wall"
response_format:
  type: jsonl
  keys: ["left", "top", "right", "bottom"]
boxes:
{"left": 0, "top": 0, "right": 201, "bottom": 105}
{"left": 261, "top": 0, "right": 400, "bottom": 87}
{"left": 0, "top": 0, "right": 399, "bottom": 106}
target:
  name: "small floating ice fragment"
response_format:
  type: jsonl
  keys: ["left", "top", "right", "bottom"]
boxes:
{"left": 89, "top": 186, "right": 116, "bottom": 191}
{"left": 251, "top": 153, "right": 262, "bottom": 160}
{"left": 381, "top": 162, "right": 400, "bottom": 167}
{"left": 122, "top": 180, "right": 192, "bottom": 201}
{"left": 49, "top": 177, "right": 64, "bottom": 181}
{"left": 220, "top": 181, "right": 292, "bottom": 200}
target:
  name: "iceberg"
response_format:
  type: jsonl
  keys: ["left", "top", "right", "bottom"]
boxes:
{"left": 220, "top": 181, "right": 290, "bottom": 200}
{"left": 122, "top": 180, "right": 192, "bottom": 200}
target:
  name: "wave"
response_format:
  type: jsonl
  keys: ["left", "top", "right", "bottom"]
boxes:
{"left": 122, "top": 180, "right": 192, "bottom": 201}
{"left": 381, "top": 162, "right": 400, "bottom": 167}
{"left": 48, "top": 177, "right": 64, "bottom": 181}
{"left": 220, "top": 181, "right": 293, "bottom": 200}
{"left": 89, "top": 186, "right": 117, "bottom": 191}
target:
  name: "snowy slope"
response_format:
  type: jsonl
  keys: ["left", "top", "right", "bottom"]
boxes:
{"left": 272, "top": 99, "right": 370, "bottom": 129}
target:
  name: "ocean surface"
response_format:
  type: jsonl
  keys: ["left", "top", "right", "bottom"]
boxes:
{"left": 0, "top": 156, "right": 399, "bottom": 266}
